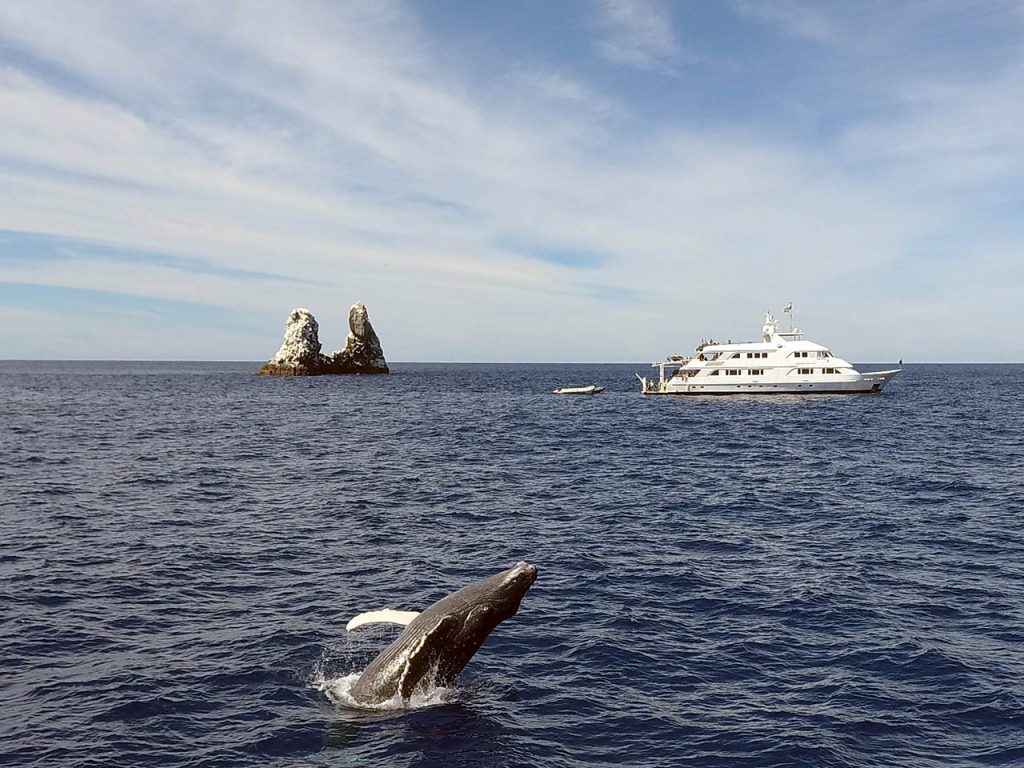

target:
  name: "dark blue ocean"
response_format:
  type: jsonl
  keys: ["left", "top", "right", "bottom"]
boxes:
{"left": 3, "top": 362, "right": 1023, "bottom": 768}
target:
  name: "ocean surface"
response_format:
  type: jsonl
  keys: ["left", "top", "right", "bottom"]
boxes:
{"left": 2, "top": 361, "right": 1023, "bottom": 768}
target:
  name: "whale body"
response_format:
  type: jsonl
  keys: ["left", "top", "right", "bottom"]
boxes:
{"left": 346, "top": 561, "right": 538, "bottom": 707}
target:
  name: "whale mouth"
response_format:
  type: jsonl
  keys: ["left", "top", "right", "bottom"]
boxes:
{"left": 510, "top": 561, "right": 538, "bottom": 587}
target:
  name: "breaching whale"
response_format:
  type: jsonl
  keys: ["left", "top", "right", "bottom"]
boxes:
{"left": 345, "top": 561, "right": 538, "bottom": 707}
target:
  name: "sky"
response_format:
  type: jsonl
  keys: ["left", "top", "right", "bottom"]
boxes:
{"left": 1, "top": 0, "right": 1023, "bottom": 362}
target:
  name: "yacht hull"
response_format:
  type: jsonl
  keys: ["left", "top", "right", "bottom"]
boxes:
{"left": 642, "top": 369, "right": 901, "bottom": 396}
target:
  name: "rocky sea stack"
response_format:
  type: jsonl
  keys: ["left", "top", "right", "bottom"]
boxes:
{"left": 257, "top": 302, "right": 389, "bottom": 376}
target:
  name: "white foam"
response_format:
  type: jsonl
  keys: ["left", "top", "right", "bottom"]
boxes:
{"left": 315, "top": 672, "right": 456, "bottom": 711}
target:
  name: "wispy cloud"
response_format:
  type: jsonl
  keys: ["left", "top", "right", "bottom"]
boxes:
{"left": 841, "top": 63, "right": 1024, "bottom": 186}
{"left": 0, "top": 2, "right": 1023, "bottom": 360}
{"left": 731, "top": 0, "right": 839, "bottom": 44}
{"left": 0, "top": 230, "right": 301, "bottom": 283}
{"left": 496, "top": 236, "right": 606, "bottom": 270}
{"left": 594, "top": 0, "right": 687, "bottom": 72}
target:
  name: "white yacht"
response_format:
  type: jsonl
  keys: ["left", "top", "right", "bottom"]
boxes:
{"left": 638, "top": 309, "right": 901, "bottom": 396}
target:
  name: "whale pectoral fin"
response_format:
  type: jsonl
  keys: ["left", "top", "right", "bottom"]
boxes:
{"left": 399, "top": 615, "right": 459, "bottom": 700}
{"left": 346, "top": 609, "right": 421, "bottom": 632}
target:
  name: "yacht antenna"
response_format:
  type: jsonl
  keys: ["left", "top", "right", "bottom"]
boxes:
{"left": 783, "top": 301, "right": 793, "bottom": 331}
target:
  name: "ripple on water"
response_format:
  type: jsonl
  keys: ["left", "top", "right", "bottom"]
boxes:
{"left": 2, "top": 362, "right": 1024, "bottom": 767}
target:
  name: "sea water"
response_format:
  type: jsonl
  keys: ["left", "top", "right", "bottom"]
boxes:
{"left": 2, "top": 362, "right": 1023, "bottom": 767}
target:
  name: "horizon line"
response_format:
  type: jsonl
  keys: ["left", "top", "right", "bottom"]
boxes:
{"left": 1, "top": 359, "right": 1021, "bottom": 365}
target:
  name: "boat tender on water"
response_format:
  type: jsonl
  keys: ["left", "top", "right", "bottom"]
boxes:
{"left": 638, "top": 309, "right": 901, "bottom": 396}
{"left": 553, "top": 385, "right": 605, "bottom": 395}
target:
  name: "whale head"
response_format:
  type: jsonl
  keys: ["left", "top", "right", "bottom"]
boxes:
{"left": 428, "top": 561, "right": 538, "bottom": 686}
{"left": 462, "top": 561, "right": 538, "bottom": 624}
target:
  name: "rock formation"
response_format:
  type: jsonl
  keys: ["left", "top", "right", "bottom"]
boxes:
{"left": 257, "top": 302, "right": 388, "bottom": 376}
{"left": 256, "top": 308, "right": 325, "bottom": 376}
{"left": 324, "top": 302, "right": 389, "bottom": 374}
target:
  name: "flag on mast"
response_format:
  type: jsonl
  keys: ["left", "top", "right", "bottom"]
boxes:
{"left": 783, "top": 302, "right": 793, "bottom": 313}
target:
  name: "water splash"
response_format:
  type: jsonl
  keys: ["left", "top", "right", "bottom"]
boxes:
{"left": 315, "top": 672, "right": 456, "bottom": 711}
{"left": 311, "top": 640, "right": 457, "bottom": 711}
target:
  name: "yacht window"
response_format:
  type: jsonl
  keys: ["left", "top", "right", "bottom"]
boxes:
{"left": 727, "top": 369, "right": 740, "bottom": 376}
{"left": 751, "top": 369, "right": 763, "bottom": 375}
{"left": 730, "top": 353, "right": 741, "bottom": 359}
{"left": 708, "top": 369, "right": 719, "bottom": 376}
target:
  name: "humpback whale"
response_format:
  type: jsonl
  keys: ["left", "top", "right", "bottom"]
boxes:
{"left": 345, "top": 561, "right": 538, "bottom": 707}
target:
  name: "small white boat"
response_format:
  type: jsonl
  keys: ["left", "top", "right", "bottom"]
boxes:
{"left": 638, "top": 306, "right": 901, "bottom": 396}
{"left": 553, "top": 385, "right": 606, "bottom": 395}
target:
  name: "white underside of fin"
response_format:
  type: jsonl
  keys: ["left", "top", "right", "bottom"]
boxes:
{"left": 346, "top": 609, "right": 421, "bottom": 632}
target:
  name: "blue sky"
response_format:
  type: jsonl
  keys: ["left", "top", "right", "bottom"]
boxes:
{"left": 1, "top": 0, "right": 1022, "bottom": 361}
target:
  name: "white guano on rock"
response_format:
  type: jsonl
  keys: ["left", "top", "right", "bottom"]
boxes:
{"left": 257, "top": 302, "right": 388, "bottom": 376}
